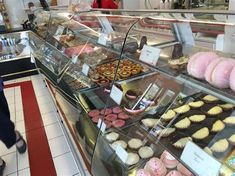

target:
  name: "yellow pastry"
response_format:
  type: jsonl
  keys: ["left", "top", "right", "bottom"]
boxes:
{"left": 189, "top": 115, "right": 206, "bottom": 123}
{"left": 204, "top": 147, "right": 213, "bottom": 156}
{"left": 156, "top": 128, "right": 176, "bottom": 137}
{"left": 203, "top": 95, "right": 219, "bottom": 102}
{"left": 192, "top": 127, "right": 209, "bottom": 140}
{"left": 211, "top": 120, "right": 225, "bottom": 133}
{"left": 174, "top": 117, "right": 191, "bottom": 129}
{"left": 174, "top": 105, "right": 190, "bottom": 114}
{"left": 161, "top": 109, "right": 176, "bottom": 121}
{"left": 188, "top": 101, "right": 204, "bottom": 108}
{"left": 219, "top": 103, "right": 235, "bottom": 110}
{"left": 173, "top": 137, "right": 192, "bottom": 149}
{"left": 207, "top": 106, "right": 223, "bottom": 115}
{"left": 223, "top": 116, "right": 235, "bottom": 125}
{"left": 210, "top": 139, "right": 229, "bottom": 153}
{"left": 228, "top": 134, "right": 235, "bottom": 145}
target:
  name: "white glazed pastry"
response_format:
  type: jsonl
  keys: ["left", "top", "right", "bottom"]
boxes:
{"left": 128, "top": 138, "right": 143, "bottom": 149}
{"left": 125, "top": 153, "right": 140, "bottom": 165}
{"left": 105, "top": 132, "right": 119, "bottom": 142}
{"left": 138, "top": 146, "right": 154, "bottom": 159}
{"left": 111, "top": 140, "right": 127, "bottom": 150}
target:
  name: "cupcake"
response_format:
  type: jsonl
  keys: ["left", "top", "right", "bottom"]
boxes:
{"left": 166, "top": 170, "right": 183, "bottom": 176}
{"left": 136, "top": 169, "right": 151, "bottom": 176}
{"left": 144, "top": 157, "right": 167, "bottom": 176}
{"left": 160, "top": 150, "right": 179, "bottom": 169}
{"left": 177, "top": 163, "right": 193, "bottom": 176}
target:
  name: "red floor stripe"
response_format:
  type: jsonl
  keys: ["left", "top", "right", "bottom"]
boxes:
{"left": 5, "top": 81, "right": 57, "bottom": 176}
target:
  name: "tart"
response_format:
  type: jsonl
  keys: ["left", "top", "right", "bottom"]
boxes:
{"left": 128, "top": 138, "right": 143, "bottom": 149}
{"left": 174, "top": 117, "right": 191, "bottom": 129}
{"left": 156, "top": 128, "right": 176, "bottom": 137}
{"left": 138, "top": 146, "right": 154, "bottom": 159}
{"left": 125, "top": 153, "right": 140, "bottom": 166}
{"left": 219, "top": 103, "right": 235, "bottom": 111}
{"left": 202, "top": 95, "right": 219, "bottom": 102}
{"left": 131, "top": 67, "right": 141, "bottom": 75}
{"left": 223, "top": 117, "right": 235, "bottom": 125}
{"left": 210, "top": 139, "right": 229, "bottom": 153}
{"left": 141, "top": 118, "right": 160, "bottom": 128}
{"left": 192, "top": 127, "right": 209, "bottom": 140}
{"left": 123, "top": 65, "right": 132, "bottom": 71}
{"left": 105, "top": 132, "right": 119, "bottom": 142}
{"left": 173, "top": 137, "right": 192, "bottom": 149}
{"left": 189, "top": 115, "right": 206, "bottom": 123}
{"left": 161, "top": 109, "right": 176, "bottom": 121}
{"left": 188, "top": 101, "right": 204, "bottom": 108}
{"left": 103, "top": 70, "right": 114, "bottom": 77}
{"left": 119, "top": 70, "right": 131, "bottom": 78}
{"left": 211, "top": 120, "right": 225, "bottom": 133}
{"left": 168, "top": 56, "right": 189, "bottom": 70}
{"left": 111, "top": 140, "right": 127, "bottom": 150}
{"left": 228, "top": 134, "right": 235, "bottom": 145}
{"left": 97, "top": 78, "right": 110, "bottom": 85}
{"left": 207, "top": 106, "right": 223, "bottom": 115}
{"left": 174, "top": 105, "right": 190, "bottom": 114}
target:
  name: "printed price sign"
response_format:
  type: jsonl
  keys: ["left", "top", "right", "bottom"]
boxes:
{"left": 82, "top": 63, "right": 90, "bottom": 76}
{"left": 115, "top": 145, "right": 128, "bottom": 163}
{"left": 98, "top": 33, "right": 108, "bottom": 46}
{"left": 110, "top": 84, "right": 123, "bottom": 105}
{"left": 53, "top": 25, "right": 65, "bottom": 39}
{"left": 139, "top": 45, "right": 161, "bottom": 66}
{"left": 175, "top": 22, "right": 195, "bottom": 46}
{"left": 97, "top": 119, "right": 106, "bottom": 133}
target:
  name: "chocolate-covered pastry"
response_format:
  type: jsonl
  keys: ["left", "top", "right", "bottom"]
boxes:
{"left": 139, "top": 36, "right": 147, "bottom": 50}
{"left": 172, "top": 44, "right": 183, "bottom": 59}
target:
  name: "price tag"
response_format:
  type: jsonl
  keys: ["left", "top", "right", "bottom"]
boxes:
{"left": 215, "top": 34, "right": 224, "bottom": 52}
{"left": 97, "top": 119, "right": 106, "bottom": 133}
{"left": 97, "top": 17, "right": 114, "bottom": 34}
{"left": 110, "top": 85, "right": 123, "bottom": 105}
{"left": 181, "top": 141, "right": 221, "bottom": 176}
{"left": 139, "top": 45, "right": 161, "bottom": 66}
{"left": 30, "top": 53, "right": 35, "bottom": 63}
{"left": 115, "top": 145, "right": 128, "bottom": 163}
{"left": 82, "top": 63, "right": 90, "bottom": 76}
{"left": 98, "top": 33, "right": 108, "bottom": 46}
{"left": 175, "top": 22, "right": 195, "bottom": 46}
{"left": 184, "top": 13, "right": 195, "bottom": 19}
{"left": 54, "top": 25, "right": 65, "bottom": 37}
{"left": 71, "top": 55, "right": 78, "bottom": 64}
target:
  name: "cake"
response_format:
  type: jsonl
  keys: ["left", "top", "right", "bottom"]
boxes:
{"left": 173, "top": 137, "right": 192, "bottom": 149}
{"left": 125, "top": 153, "right": 140, "bottom": 166}
{"left": 136, "top": 169, "right": 151, "bottom": 176}
{"left": 161, "top": 109, "right": 176, "bottom": 121}
{"left": 192, "top": 127, "right": 209, "bottom": 140}
{"left": 207, "top": 106, "right": 223, "bottom": 115}
{"left": 128, "top": 138, "right": 143, "bottom": 149}
{"left": 189, "top": 115, "right": 206, "bottom": 123}
{"left": 211, "top": 120, "right": 225, "bottom": 133}
{"left": 105, "top": 132, "right": 119, "bottom": 142}
{"left": 228, "top": 134, "right": 235, "bottom": 145}
{"left": 174, "top": 105, "right": 190, "bottom": 114}
{"left": 144, "top": 157, "right": 167, "bottom": 176}
{"left": 177, "top": 163, "right": 193, "bottom": 176}
{"left": 188, "top": 101, "right": 204, "bottom": 108}
{"left": 138, "top": 146, "right": 154, "bottom": 159}
{"left": 160, "top": 150, "right": 179, "bottom": 169}
{"left": 223, "top": 116, "right": 235, "bottom": 125}
{"left": 202, "top": 95, "right": 219, "bottom": 102}
{"left": 141, "top": 118, "right": 160, "bottom": 128}
{"left": 230, "top": 67, "right": 235, "bottom": 91}
{"left": 111, "top": 140, "right": 127, "bottom": 150}
{"left": 210, "top": 139, "right": 229, "bottom": 153}
{"left": 174, "top": 117, "right": 191, "bottom": 129}
{"left": 219, "top": 103, "right": 235, "bottom": 111}
{"left": 166, "top": 170, "right": 183, "bottom": 176}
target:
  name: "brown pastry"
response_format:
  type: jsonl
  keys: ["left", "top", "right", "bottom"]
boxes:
{"left": 119, "top": 70, "right": 131, "bottom": 78}
{"left": 131, "top": 68, "right": 141, "bottom": 75}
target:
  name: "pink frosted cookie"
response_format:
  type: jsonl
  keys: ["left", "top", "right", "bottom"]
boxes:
{"left": 144, "top": 157, "right": 167, "bottom": 176}
{"left": 230, "top": 67, "right": 235, "bottom": 91}
{"left": 166, "top": 170, "right": 182, "bottom": 176}
{"left": 136, "top": 169, "right": 151, "bottom": 176}
{"left": 160, "top": 150, "right": 179, "bottom": 169}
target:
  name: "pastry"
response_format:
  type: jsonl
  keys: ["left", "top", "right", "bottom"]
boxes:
{"left": 119, "top": 70, "right": 131, "bottom": 78}
{"left": 111, "top": 140, "right": 127, "bottom": 150}
{"left": 112, "top": 106, "right": 122, "bottom": 114}
{"left": 192, "top": 127, "right": 209, "bottom": 140}
{"left": 100, "top": 108, "right": 112, "bottom": 115}
{"left": 136, "top": 169, "right": 151, "bottom": 176}
{"left": 219, "top": 164, "right": 233, "bottom": 176}
{"left": 88, "top": 109, "right": 100, "bottom": 117}
{"left": 177, "top": 163, "right": 193, "bottom": 176}
{"left": 105, "top": 114, "right": 117, "bottom": 121}
{"left": 188, "top": 101, "right": 204, "bottom": 108}
{"left": 138, "top": 146, "right": 154, "bottom": 159}
{"left": 117, "top": 112, "right": 129, "bottom": 120}
{"left": 112, "top": 119, "right": 125, "bottom": 128}
{"left": 160, "top": 150, "right": 179, "bottom": 169}
{"left": 202, "top": 95, "right": 219, "bottom": 102}
{"left": 168, "top": 56, "right": 189, "bottom": 70}
{"left": 125, "top": 153, "right": 140, "bottom": 166}
{"left": 223, "top": 116, "right": 235, "bottom": 125}
{"left": 211, "top": 120, "right": 225, "bottom": 133}
{"left": 174, "top": 117, "right": 191, "bottom": 129}
{"left": 230, "top": 67, "right": 235, "bottom": 92}
{"left": 204, "top": 147, "right": 213, "bottom": 155}
{"left": 156, "top": 128, "right": 176, "bottom": 137}
{"left": 210, "top": 139, "right": 229, "bottom": 153}
{"left": 166, "top": 170, "right": 182, "bottom": 176}
{"left": 173, "top": 137, "right": 192, "bottom": 149}
{"left": 189, "top": 115, "right": 206, "bottom": 123}
{"left": 125, "top": 90, "right": 138, "bottom": 99}
{"left": 105, "top": 132, "right": 119, "bottom": 142}
{"left": 131, "top": 68, "right": 141, "bottom": 75}
{"left": 161, "top": 109, "right": 176, "bottom": 121}
{"left": 144, "top": 157, "right": 167, "bottom": 176}
{"left": 228, "top": 134, "right": 235, "bottom": 145}
{"left": 128, "top": 138, "right": 143, "bottom": 149}
{"left": 174, "top": 105, "right": 190, "bottom": 114}
{"left": 141, "top": 118, "right": 160, "bottom": 128}
{"left": 219, "top": 103, "right": 235, "bottom": 111}
{"left": 207, "top": 106, "right": 223, "bottom": 115}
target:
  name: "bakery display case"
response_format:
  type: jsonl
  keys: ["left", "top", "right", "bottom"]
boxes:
{"left": 31, "top": 8, "right": 235, "bottom": 176}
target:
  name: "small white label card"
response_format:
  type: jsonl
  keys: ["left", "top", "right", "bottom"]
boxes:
{"left": 71, "top": 55, "right": 78, "bottom": 64}
{"left": 115, "top": 145, "right": 128, "bottom": 163}
{"left": 98, "top": 33, "right": 108, "bottom": 46}
{"left": 139, "top": 45, "right": 161, "bottom": 66}
{"left": 82, "top": 63, "right": 90, "bottom": 76}
{"left": 110, "top": 84, "right": 123, "bottom": 105}
{"left": 97, "top": 119, "right": 106, "bottom": 133}
{"left": 184, "top": 13, "right": 195, "bottom": 19}
{"left": 54, "top": 25, "right": 65, "bottom": 38}
{"left": 30, "top": 53, "right": 35, "bottom": 63}
{"left": 181, "top": 141, "right": 221, "bottom": 176}
{"left": 176, "top": 22, "right": 195, "bottom": 46}
{"left": 97, "top": 16, "right": 114, "bottom": 34}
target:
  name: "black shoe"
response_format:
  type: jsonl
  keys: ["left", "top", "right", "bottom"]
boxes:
{"left": 0, "top": 160, "right": 6, "bottom": 176}
{"left": 15, "top": 131, "right": 27, "bottom": 154}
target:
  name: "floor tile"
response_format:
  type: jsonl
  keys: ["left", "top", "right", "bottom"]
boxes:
{"left": 39, "top": 103, "right": 56, "bottom": 115}
{"left": 14, "top": 87, "right": 21, "bottom": 96}
{"left": 8, "top": 105, "right": 15, "bottom": 115}
{"left": 15, "top": 110, "right": 24, "bottom": 122}
{"left": 0, "top": 141, "right": 16, "bottom": 156}
{"left": 10, "top": 112, "right": 15, "bottom": 123}
{"left": 17, "top": 149, "right": 29, "bottom": 170}
{"left": 4, "top": 80, "right": 15, "bottom": 85}
{"left": 6, "top": 96, "right": 14, "bottom": 105}
{"left": 48, "top": 136, "right": 70, "bottom": 157}
{"left": 1, "top": 152, "right": 17, "bottom": 175}
{"left": 36, "top": 94, "right": 53, "bottom": 106}
{"left": 53, "top": 152, "right": 79, "bottom": 176}
{"left": 15, "top": 101, "right": 23, "bottom": 112}
{"left": 15, "top": 77, "right": 30, "bottom": 83}
{"left": 7, "top": 172, "right": 17, "bottom": 176}
{"left": 4, "top": 88, "right": 14, "bottom": 98}
{"left": 45, "top": 123, "right": 63, "bottom": 140}
{"left": 41, "top": 111, "right": 58, "bottom": 126}
{"left": 18, "top": 168, "right": 30, "bottom": 176}
{"left": 15, "top": 121, "right": 25, "bottom": 134}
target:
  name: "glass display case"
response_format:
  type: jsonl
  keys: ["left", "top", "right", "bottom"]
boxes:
{"left": 31, "top": 8, "right": 235, "bottom": 176}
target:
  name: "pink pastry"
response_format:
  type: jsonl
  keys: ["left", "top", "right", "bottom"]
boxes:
{"left": 136, "top": 169, "right": 151, "bottom": 176}
{"left": 166, "top": 170, "right": 182, "bottom": 176}
{"left": 144, "top": 157, "right": 167, "bottom": 176}
{"left": 187, "top": 52, "right": 204, "bottom": 75}
{"left": 177, "top": 163, "right": 193, "bottom": 176}
{"left": 230, "top": 67, "right": 235, "bottom": 91}
{"left": 205, "top": 57, "right": 222, "bottom": 83}
{"left": 160, "top": 150, "right": 179, "bottom": 169}
{"left": 187, "top": 52, "right": 218, "bottom": 79}
{"left": 205, "top": 58, "right": 235, "bottom": 88}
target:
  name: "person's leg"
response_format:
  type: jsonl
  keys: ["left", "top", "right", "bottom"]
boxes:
{"left": 0, "top": 91, "right": 10, "bottom": 118}
{"left": 0, "top": 157, "right": 6, "bottom": 176}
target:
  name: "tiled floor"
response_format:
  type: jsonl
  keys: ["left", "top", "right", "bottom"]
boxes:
{"left": 0, "top": 75, "right": 82, "bottom": 176}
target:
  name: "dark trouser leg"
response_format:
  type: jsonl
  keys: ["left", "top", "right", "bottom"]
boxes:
{"left": 0, "top": 91, "right": 10, "bottom": 118}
